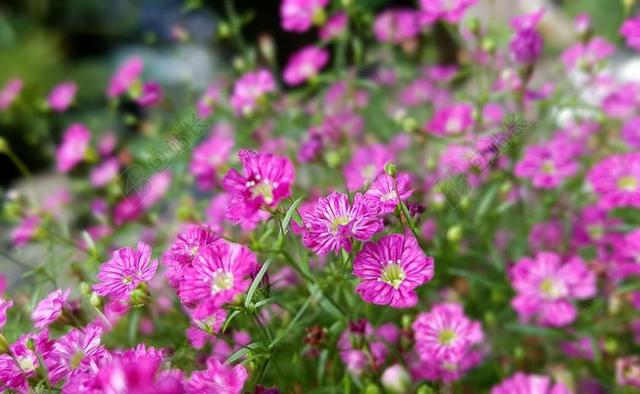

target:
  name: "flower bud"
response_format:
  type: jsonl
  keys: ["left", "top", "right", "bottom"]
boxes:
{"left": 0, "top": 334, "right": 9, "bottom": 354}
{"left": 363, "top": 384, "right": 381, "bottom": 394}
{"left": 90, "top": 292, "right": 104, "bottom": 309}
{"left": 0, "top": 137, "right": 8, "bottom": 153}
{"left": 384, "top": 163, "right": 397, "bottom": 177}
{"left": 416, "top": 385, "right": 435, "bottom": 394}
{"left": 80, "top": 282, "right": 92, "bottom": 296}
{"left": 446, "top": 225, "right": 463, "bottom": 243}
{"left": 381, "top": 364, "right": 411, "bottom": 394}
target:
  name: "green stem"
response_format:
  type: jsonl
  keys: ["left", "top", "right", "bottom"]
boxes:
{"left": 4, "top": 148, "right": 31, "bottom": 178}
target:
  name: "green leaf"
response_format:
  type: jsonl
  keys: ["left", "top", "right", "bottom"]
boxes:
{"left": 282, "top": 195, "right": 305, "bottom": 234}
{"left": 474, "top": 184, "right": 499, "bottom": 222}
{"left": 225, "top": 341, "right": 261, "bottom": 364}
{"left": 222, "top": 310, "right": 242, "bottom": 333}
{"left": 245, "top": 258, "right": 273, "bottom": 308}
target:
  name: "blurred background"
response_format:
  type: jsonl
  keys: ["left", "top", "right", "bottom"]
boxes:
{"left": 0, "top": 0, "right": 629, "bottom": 187}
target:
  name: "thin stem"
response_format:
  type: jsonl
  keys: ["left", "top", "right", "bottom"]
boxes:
{"left": 4, "top": 148, "right": 31, "bottom": 178}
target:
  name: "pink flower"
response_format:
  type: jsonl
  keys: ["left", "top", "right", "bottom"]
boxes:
{"left": 185, "top": 358, "right": 248, "bottom": 394}
{"left": 49, "top": 323, "right": 106, "bottom": 384}
{"left": 561, "top": 37, "right": 614, "bottom": 70}
{"left": 189, "top": 127, "right": 234, "bottom": 191}
{"left": 621, "top": 15, "right": 640, "bottom": 52}
{"left": 301, "top": 192, "right": 383, "bottom": 255}
{"left": 230, "top": 69, "right": 276, "bottom": 116}
{"left": 98, "top": 132, "right": 117, "bottom": 157}
{"left": 280, "top": 0, "right": 329, "bottom": 32}
{"left": 47, "top": 81, "right": 77, "bottom": 112}
{"left": 11, "top": 215, "right": 41, "bottom": 247}
{"left": 93, "top": 242, "right": 158, "bottom": 302}
{"left": 90, "top": 158, "right": 119, "bottom": 187}
{"left": 344, "top": 144, "right": 394, "bottom": 191}
{"left": 528, "top": 219, "right": 564, "bottom": 253}
{"left": 622, "top": 116, "right": 640, "bottom": 149}
{"left": 509, "top": 9, "right": 544, "bottom": 65}
{"left": 319, "top": 12, "right": 348, "bottom": 41}
{"left": 179, "top": 240, "right": 258, "bottom": 309}
{"left": 587, "top": 153, "right": 640, "bottom": 209}
{"left": 515, "top": 142, "right": 578, "bottom": 189}
{"left": 510, "top": 252, "right": 596, "bottom": 327}
{"left": 353, "top": 234, "right": 434, "bottom": 308}
{"left": 222, "top": 149, "right": 295, "bottom": 225}
{"left": 425, "top": 103, "right": 474, "bottom": 135}
{"left": 163, "top": 225, "right": 221, "bottom": 289}
{"left": 364, "top": 173, "right": 413, "bottom": 214}
{"left": 0, "top": 77, "right": 22, "bottom": 110}
{"left": 374, "top": 9, "right": 420, "bottom": 43}
{"left": 418, "top": 0, "right": 477, "bottom": 25}
{"left": 197, "top": 83, "right": 223, "bottom": 118}
{"left": 0, "top": 298, "right": 12, "bottom": 329}
{"left": 139, "top": 171, "right": 172, "bottom": 209}
{"left": 492, "top": 372, "right": 571, "bottom": 394}
{"left": 338, "top": 320, "right": 392, "bottom": 376}
{"left": 113, "top": 195, "right": 144, "bottom": 225}
{"left": 56, "top": 123, "right": 91, "bottom": 172}
{"left": 32, "top": 288, "right": 70, "bottom": 329}
{"left": 413, "top": 303, "right": 484, "bottom": 365}
{"left": 107, "top": 56, "right": 144, "bottom": 98}
{"left": 575, "top": 13, "right": 591, "bottom": 35}
{"left": 136, "top": 81, "right": 163, "bottom": 107}
{"left": 617, "top": 356, "right": 640, "bottom": 388}
{"left": 283, "top": 45, "right": 329, "bottom": 86}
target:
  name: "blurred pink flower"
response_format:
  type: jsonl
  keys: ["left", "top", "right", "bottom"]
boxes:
{"left": 47, "top": 81, "right": 77, "bottom": 112}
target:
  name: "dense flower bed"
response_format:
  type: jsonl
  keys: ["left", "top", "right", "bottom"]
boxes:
{"left": 1, "top": 0, "right": 640, "bottom": 393}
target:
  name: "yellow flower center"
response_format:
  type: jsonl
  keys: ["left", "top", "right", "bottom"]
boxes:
{"left": 330, "top": 215, "right": 351, "bottom": 234}
{"left": 211, "top": 269, "right": 234, "bottom": 293}
{"left": 379, "top": 261, "right": 405, "bottom": 289}
{"left": 70, "top": 350, "right": 85, "bottom": 369}
{"left": 618, "top": 175, "right": 638, "bottom": 192}
{"left": 438, "top": 329, "right": 457, "bottom": 346}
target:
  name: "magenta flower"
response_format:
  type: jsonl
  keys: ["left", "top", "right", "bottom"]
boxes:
{"left": 197, "top": 83, "right": 223, "bottom": 118}
{"left": 11, "top": 215, "right": 41, "bottom": 247}
{"left": 510, "top": 252, "right": 596, "bottom": 327}
{"left": 302, "top": 192, "right": 383, "bottom": 255}
{"left": 622, "top": 116, "right": 640, "bottom": 149}
{"left": 189, "top": 128, "right": 234, "bottom": 191}
{"left": 515, "top": 143, "right": 578, "bottom": 189}
{"left": 374, "top": 9, "right": 420, "bottom": 43}
{"left": 344, "top": 144, "right": 394, "bottom": 191}
{"left": 413, "top": 303, "right": 484, "bottom": 365}
{"left": 90, "top": 158, "right": 119, "bottom": 187}
{"left": 56, "top": 123, "right": 91, "bottom": 172}
{"left": 617, "top": 356, "right": 640, "bottom": 388}
{"left": 509, "top": 9, "right": 544, "bottom": 65}
{"left": 31, "top": 288, "right": 70, "bottom": 329}
{"left": 319, "top": 12, "right": 348, "bottom": 41}
{"left": 425, "top": 103, "right": 474, "bottom": 135}
{"left": 418, "top": 0, "right": 477, "bottom": 25}
{"left": 136, "top": 81, "right": 163, "bottom": 107}
{"left": 283, "top": 45, "right": 329, "bottom": 86}
{"left": 163, "top": 225, "right": 221, "bottom": 289}
{"left": 0, "top": 297, "right": 12, "bottom": 329}
{"left": 587, "top": 153, "right": 640, "bottom": 209}
{"left": 621, "top": 15, "right": 640, "bottom": 52}
{"left": 230, "top": 69, "right": 276, "bottom": 116}
{"left": 338, "top": 320, "right": 393, "bottom": 376}
{"left": 364, "top": 173, "right": 413, "bottom": 214}
{"left": 179, "top": 240, "right": 258, "bottom": 309}
{"left": 47, "top": 81, "right": 77, "bottom": 112}
{"left": 561, "top": 37, "right": 614, "bottom": 70}
{"left": 222, "top": 149, "right": 295, "bottom": 225}
{"left": 492, "top": 372, "right": 571, "bottom": 394}
{"left": 0, "top": 77, "right": 22, "bottom": 110}
{"left": 353, "top": 234, "right": 434, "bottom": 308}
{"left": 113, "top": 195, "right": 144, "bottom": 225}
{"left": 93, "top": 242, "right": 158, "bottom": 302}
{"left": 49, "top": 323, "right": 107, "bottom": 384}
{"left": 185, "top": 358, "right": 248, "bottom": 394}
{"left": 280, "top": 0, "right": 328, "bottom": 32}
{"left": 107, "top": 56, "right": 144, "bottom": 98}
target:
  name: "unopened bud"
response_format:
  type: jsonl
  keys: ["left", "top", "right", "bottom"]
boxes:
{"left": 0, "top": 137, "right": 8, "bottom": 153}
{"left": 90, "top": 292, "right": 104, "bottom": 309}
{"left": 481, "top": 37, "right": 496, "bottom": 54}
{"left": 446, "top": 225, "right": 463, "bottom": 243}
{"left": 381, "top": 364, "right": 411, "bottom": 394}
{"left": 0, "top": 334, "right": 8, "bottom": 354}
{"left": 384, "top": 163, "right": 397, "bottom": 177}
{"left": 80, "top": 282, "right": 92, "bottom": 296}
{"left": 363, "top": 384, "right": 381, "bottom": 394}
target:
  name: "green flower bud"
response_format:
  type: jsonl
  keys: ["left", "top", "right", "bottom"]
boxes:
{"left": 416, "top": 384, "right": 435, "bottom": 394}
{"left": 0, "top": 137, "right": 8, "bottom": 153}
{"left": 363, "top": 383, "right": 381, "bottom": 394}
{"left": 482, "top": 37, "right": 496, "bottom": 54}
{"left": 446, "top": 225, "right": 463, "bottom": 243}
{"left": 0, "top": 334, "right": 9, "bottom": 354}
{"left": 80, "top": 282, "right": 92, "bottom": 296}
{"left": 90, "top": 292, "right": 104, "bottom": 309}
{"left": 384, "top": 163, "right": 397, "bottom": 177}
